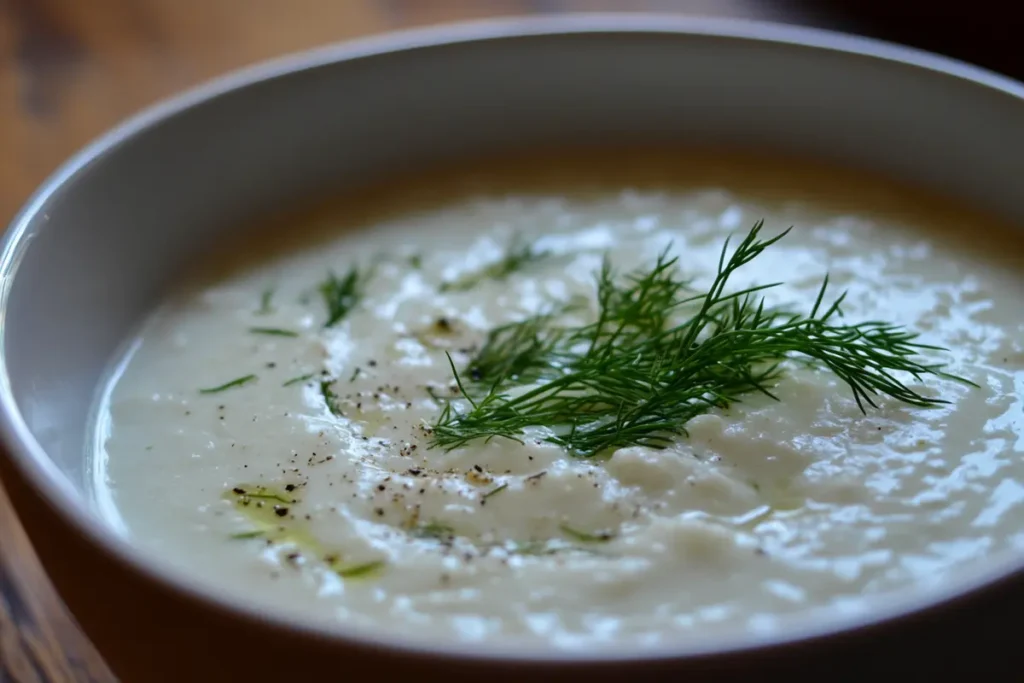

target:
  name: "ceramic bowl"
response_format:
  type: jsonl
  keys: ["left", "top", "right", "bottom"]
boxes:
{"left": 3, "top": 15, "right": 1024, "bottom": 681}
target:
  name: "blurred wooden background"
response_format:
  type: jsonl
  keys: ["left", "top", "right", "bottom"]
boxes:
{"left": 0, "top": 1, "right": 1018, "bottom": 681}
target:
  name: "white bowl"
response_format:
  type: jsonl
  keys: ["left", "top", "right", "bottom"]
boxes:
{"left": 3, "top": 15, "right": 1024, "bottom": 680}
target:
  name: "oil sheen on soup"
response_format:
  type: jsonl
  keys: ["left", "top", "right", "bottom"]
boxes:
{"left": 92, "top": 151, "right": 1024, "bottom": 651}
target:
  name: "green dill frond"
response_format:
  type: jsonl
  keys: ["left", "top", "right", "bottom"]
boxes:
{"left": 482, "top": 482, "right": 509, "bottom": 500}
{"left": 332, "top": 560, "right": 385, "bottom": 579}
{"left": 412, "top": 521, "right": 457, "bottom": 540}
{"left": 440, "top": 235, "right": 550, "bottom": 292}
{"left": 250, "top": 327, "right": 299, "bottom": 337}
{"left": 429, "top": 221, "right": 975, "bottom": 458}
{"left": 320, "top": 266, "right": 369, "bottom": 328}
{"left": 200, "top": 374, "right": 257, "bottom": 394}
{"left": 229, "top": 530, "right": 266, "bottom": 540}
{"left": 256, "top": 288, "right": 274, "bottom": 315}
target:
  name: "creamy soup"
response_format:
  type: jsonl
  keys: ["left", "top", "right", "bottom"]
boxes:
{"left": 92, "top": 151, "right": 1024, "bottom": 651}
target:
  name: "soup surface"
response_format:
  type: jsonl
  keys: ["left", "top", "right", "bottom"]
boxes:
{"left": 93, "top": 151, "right": 1024, "bottom": 651}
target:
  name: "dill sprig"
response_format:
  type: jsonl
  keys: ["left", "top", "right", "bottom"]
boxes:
{"left": 229, "top": 486, "right": 296, "bottom": 504}
{"left": 282, "top": 373, "right": 314, "bottom": 387}
{"left": 439, "top": 236, "right": 549, "bottom": 292}
{"left": 250, "top": 327, "right": 299, "bottom": 337}
{"left": 320, "top": 266, "right": 367, "bottom": 328}
{"left": 412, "top": 521, "right": 457, "bottom": 540}
{"left": 560, "top": 524, "right": 615, "bottom": 543}
{"left": 320, "top": 380, "right": 343, "bottom": 416}
{"left": 200, "top": 374, "right": 257, "bottom": 394}
{"left": 481, "top": 482, "right": 508, "bottom": 500}
{"left": 429, "top": 221, "right": 975, "bottom": 458}
{"left": 229, "top": 530, "right": 266, "bottom": 540}
{"left": 332, "top": 559, "right": 385, "bottom": 579}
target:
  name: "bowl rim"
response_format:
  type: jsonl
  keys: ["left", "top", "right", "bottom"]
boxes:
{"left": 4, "top": 12, "right": 1024, "bottom": 664}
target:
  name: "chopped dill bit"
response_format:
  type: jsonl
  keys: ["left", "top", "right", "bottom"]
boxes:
{"left": 559, "top": 523, "right": 615, "bottom": 543}
{"left": 333, "top": 560, "right": 386, "bottom": 579}
{"left": 509, "top": 540, "right": 560, "bottom": 556}
{"left": 409, "top": 253, "right": 423, "bottom": 269}
{"left": 504, "top": 539, "right": 607, "bottom": 557}
{"left": 320, "top": 266, "right": 367, "bottom": 328}
{"left": 200, "top": 374, "right": 257, "bottom": 394}
{"left": 429, "top": 221, "right": 976, "bottom": 458}
{"left": 320, "top": 379, "right": 342, "bottom": 415}
{"left": 409, "top": 317, "right": 465, "bottom": 351}
{"left": 349, "top": 367, "right": 362, "bottom": 382}
{"left": 250, "top": 327, "right": 299, "bottom": 337}
{"left": 463, "top": 311, "right": 564, "bottom": 385}
{"left": 413, "top": 521, "right": 457, "bottom": 540}
{"left": 229, "top": 530, "right": 266, "bottom": 540}
{"left": 229, "top": 486, "right": 295, "bottom": 504}
{"left": 439, "top": 236, "right": 550, "bottom": 292}
{"left": 481, "top": 483, "right": 508, "bottom": 500}
{"left": 256, "top": 287, "right": 274, "bottom": 315}
{"left": 282, "top": 373, "right": 314, "bottom": 387}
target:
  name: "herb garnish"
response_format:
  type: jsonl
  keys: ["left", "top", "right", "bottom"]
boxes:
{"left": 481, "top": 483, "right": 508, "bottom": 500}
{"left": 230, "top": 530, "right": 266, "bottom": 540}
{"left": 439, "top": 236, "right": 549, "bottom": 292}
{"left": 503, "top": 539, "right": 608, "bottom": 557}
{"left": 320, "top": 380, "right": 342, "bottom": 415}
{"left": 559, "top": 524, "right": 615, "bottom": 543}
{"left": 283, "top": 373, "right": 314, "bottom": 387}
{"left": 256, "top": 288, "right": 274, "bottom": 315}
{"left": 320, "top": 267, "right": 366, "bottom": 328}
{"left": 412, "top": 521, "right": 457, "bottom": 540}
{"left": 429, "top": 222, "right": 975, "bottom": 458}
{"left": 230, "top": 486, "right": 295, "bottom": 504}
{"left": 250, "top": 327, "right": 299, "bottom": 337}
{"left": 200, "top": 374, "right": 257, "bottom": 394}
{"left": 333, "top": 560, "right": 386, "bottom": 579}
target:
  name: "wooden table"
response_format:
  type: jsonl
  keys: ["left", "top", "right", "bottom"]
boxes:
{"left": 0, "top": 2, "right": 1018, "bottom": 680}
